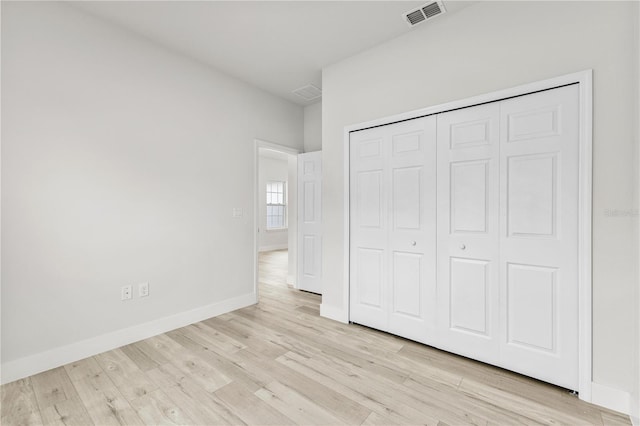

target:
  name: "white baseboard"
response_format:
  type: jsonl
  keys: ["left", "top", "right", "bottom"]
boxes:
{"left": 591, "top": 382, "right": 632, "bottom": 416}
{"left": 320, "top": 303, "right": 349, "bottom": 324}
{"left": 259, "top": 243, "right": 288, "bottom": 252}
{"left": 0, "top": 292, "right": 257, "bottom": 385}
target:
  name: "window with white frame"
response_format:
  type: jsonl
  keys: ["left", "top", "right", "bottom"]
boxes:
{"left": 266, "top": 181, "right": 287, "bottom": 230}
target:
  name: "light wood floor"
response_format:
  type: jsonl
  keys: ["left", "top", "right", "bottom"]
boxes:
{"left": 1, "top": 250, "right": 631, "bottom": 426}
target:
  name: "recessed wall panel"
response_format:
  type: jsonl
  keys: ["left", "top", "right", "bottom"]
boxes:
{"left": 392, "top": 252, "right": 421, "bottom": 317}
{"left": 507, "top": 263, "right": 557, "bottom": 352}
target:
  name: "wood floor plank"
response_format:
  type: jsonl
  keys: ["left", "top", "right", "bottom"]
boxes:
{"left": 95, "top": 348, "right": 159, "bottom": 401}
{"left": 30, "top": 367, "right": 80, "bottom": 411}
{"left": 63, "top": 357, "right": 105, "bottom": 383}
{"left": 457, "top": 377, "right": 595, "bottom": 425}
{"left": 254, "top": 380, "right": 347, "bottom": 425}
{"left": 145, "top": 364, "right": 246, "bottom": 425}
{"left": 214, "top": 381, "right": 294, "bottom": 426}
{"left": 129, "top": 389, "right": 195, "bottom": 425}
{"left": 230, "top": 348, "right": 372, "bottom": 425}
{"left": 120, "top": 343, "right": 163, "bottom": 372}
{"left": 276, "top": 350, "right": 431, "bottom": 425}
{"left": 72, "top": 374, "right": 144, "bottom": 426}
{"left": 39, "top": 397, "right": 94, "bottom": 426}
{"left": 0, "top": 378, "right": 43, "bottom": 426}
{"left": 146, "top": 333, "right": 232, "bottom": 393}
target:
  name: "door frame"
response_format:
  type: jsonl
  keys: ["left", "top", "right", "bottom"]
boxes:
{"left": 254, "top": 139, "right": 300, "bottom": 301}
{"left": 342, "top": 70, "right": 593, "bottom": 401}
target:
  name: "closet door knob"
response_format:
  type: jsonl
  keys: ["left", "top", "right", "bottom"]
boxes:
{"left": 460, "top": 244, "right": 466, "bottom": 250}
{"left": 411, "top": 241, "right": 417, "bottom": 246}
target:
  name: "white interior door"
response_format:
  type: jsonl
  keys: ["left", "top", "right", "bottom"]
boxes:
{"left": 350, "top": 117, "right": 437, "bottom": 340}
{"left": 498, "top": 85, "right": 579, "bottom": 389}
{"left": 297, "top": 151, "right": 322, "bottom": 294}
{"left": 436, "top": 103, "right": 501, "bottom": 363}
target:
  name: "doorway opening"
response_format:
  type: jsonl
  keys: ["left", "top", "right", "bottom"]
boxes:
{"left": 254, "top": 140, "right": 299, "bottom": 300}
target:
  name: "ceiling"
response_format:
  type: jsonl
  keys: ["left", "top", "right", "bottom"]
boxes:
{"left": 71, "top": 1, "right": 474, "bottom": 106}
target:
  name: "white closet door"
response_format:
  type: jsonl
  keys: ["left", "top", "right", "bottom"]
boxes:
{"left": 350, "top": 126, "right": 389, "bottom": 331}
{"left": 350, "top": 117, "right": 437, "bottom": 339}
{"left": 436, "top": 103, "right": 501, "bottom": 363}
{"left": 498, "top": 85, "right": 579, "bottom": 389}
{"left": 387, "top": 117, "right": 437, "bottom": 341}
{"left": 297, "top": 151, "right": 322, "bottom": 294}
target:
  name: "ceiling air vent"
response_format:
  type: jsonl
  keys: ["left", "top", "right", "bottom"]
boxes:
{"left": 404, "top": 1, "right": 447, "bottom": 27}
{"left": 293, "top": 84, "right": 322, "bottom": 101}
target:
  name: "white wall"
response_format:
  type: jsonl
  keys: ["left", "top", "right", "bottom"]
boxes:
{"left": 304, "top": 102, "right": 322, "bottom": 152}
{"left": 321, "top": 0, "right": 639, "bottom": 406}
{"left": 258, "top": 156, "right": 289, "bottom": 251}
{"left": 1, "top": 1, "right": 303, "bottom": 381}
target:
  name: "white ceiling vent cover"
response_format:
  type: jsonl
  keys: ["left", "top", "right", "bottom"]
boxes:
{"left": 293, "top": 84, "right": 322, "bottom": 101}
{"left": 404, "top": 1, "right": 447, "bottom": 27}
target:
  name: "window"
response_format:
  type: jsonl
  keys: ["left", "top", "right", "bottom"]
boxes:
{"left": 266, "top": 181, "right": 287, "bottom": 229}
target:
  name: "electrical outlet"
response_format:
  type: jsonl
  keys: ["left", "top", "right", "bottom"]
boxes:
{"left": 121, "top": 285, "right": 132, "bottom": 301}
{"left": 139, "top": 282, "right": 149, "bottom": 298}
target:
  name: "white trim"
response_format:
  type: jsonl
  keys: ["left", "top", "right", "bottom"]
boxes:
{"left": 591, "top": 382, "right": 632, "bottom": 416}
{"left": 320, "top": 303, "right": 349, "bottom": 323}
{"left": 338, "top": 70, "right": 593, "bottom": 400}
{"left": 0, "top": 292, "right": 256, "bottom": 385}
{"left": 259, "top": 243, "right": 288, "bottom": 252}
{"left": 254, "top": 139, "right": 300, "bottom": 299}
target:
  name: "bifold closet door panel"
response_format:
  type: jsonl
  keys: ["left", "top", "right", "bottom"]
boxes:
{"left": 436, "top": 103, "right": 501, "bottom": 363}
{"left": 350, "top": 127, "right": 389, "bottom": 331}
{"left": 387, "top": 117, "right": 437, "bottom": 341}
{"left": 350, "top": 117, "right": 437, "bottom": 340}
{"left": 498, "top": 85, "right": 580, "bottom": 390}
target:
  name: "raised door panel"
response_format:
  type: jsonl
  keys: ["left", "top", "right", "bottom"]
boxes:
{"left": 507, "top": 154, "right": 558, "bottom": 239}
{"left": 357, "top": 248, "right": 384, "bottom": 308}
{"left": 450, "top": 160, "right": 489, "bottom": 234}
{"left": 392, "top": 167, "right": 421, "bottom": 230}
{"left": 302, "top": 235, "right": 320, "bottom": 280}
{"left": 507, "top": 263, "right": 557, "bottom": 352}
{"left": 303, "top": 181, "right": 317, "bottom": 223}
{"left": 449, "top": 258, "right": 490, "bottom": 336}
{"left": 357, "top": 171, "right": 383, "bottom": 228}
{"left": 392, "top": 251, "right": 422, "bottom": 317}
